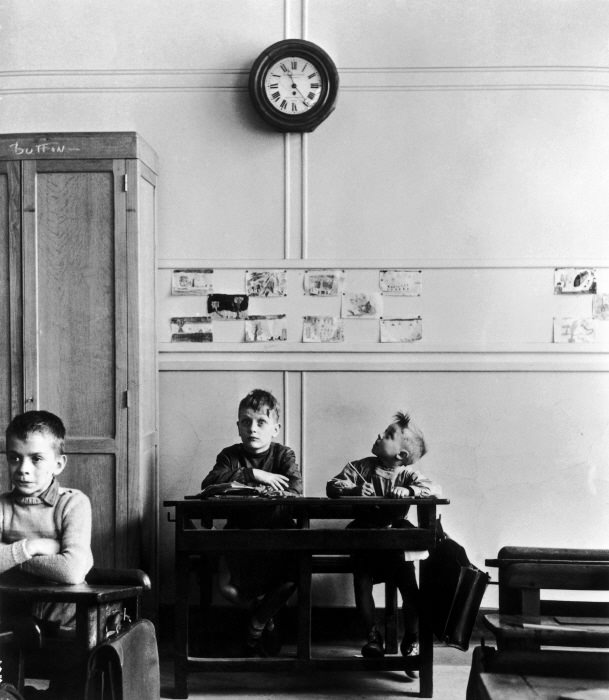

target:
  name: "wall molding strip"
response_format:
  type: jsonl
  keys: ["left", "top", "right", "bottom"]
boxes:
{"left": 158, "top": 258, "right": 609, "bottom": 270}
{"left": 2, "top": 66, "right": 609, "bottom": 95}
{"left": 158, "top": 351, "right": 609, "bottom": 373}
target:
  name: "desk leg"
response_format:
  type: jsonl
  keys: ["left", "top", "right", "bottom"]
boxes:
{"left": 75, "top": 601, "right": 96, "bottom": 651}
{"left": 174, "top": 552, "right": 190, "bottom": 699}
{"left": 418, "top": 547, "right": 434, "bottom": 696}
{"left": 297, "top": 553, "right": 312, "bottom": 660}
{"left": 417, "top": 503, "right": 437, "bottom": 698}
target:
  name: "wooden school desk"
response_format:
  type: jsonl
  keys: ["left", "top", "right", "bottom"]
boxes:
{"left": 478, "top": 672, "right": 609, "bottom": 700}
{"left": 0, "top": 577, "right": 146, "bottom": 690}
{"left": 164, "top": 495, "right": 449, "bottom": 698}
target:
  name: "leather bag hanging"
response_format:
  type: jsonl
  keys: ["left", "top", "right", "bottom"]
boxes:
{"left": 424, "top": 518, "right": 490, "bottom": 651}
{"left": 85, "top": 618, "right": 160, "bottom": 700}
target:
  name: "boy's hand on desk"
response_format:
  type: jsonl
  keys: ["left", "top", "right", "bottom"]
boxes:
{"left": 356, "top": 482, "right": 375, "bottom": 497}
{"left": 252, "top": 469, "right": 290, "bottom": 491}
{"left": 25, "top": 538, "right": 61, "bottom": 557}
{"left": 391, "top": 487, "right": 412, "bottom": 499}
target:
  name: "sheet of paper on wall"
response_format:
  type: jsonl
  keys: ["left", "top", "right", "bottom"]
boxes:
{"left": 341, "top": 292, "right": 383, "bottom": 318}
{"left": 170, "top": 316, "right": 213, "bottom": 342}
{"left": 554, "top": 267, "right": 597, "bottom": 294}
{"left": 302, "top": 316, "right": 344, "bottom": 343}
{"left": 379, "top": 269, "right": 422, "bottom": 296}
{"left": 245, "top": 269, "right": 287, "bottom": 297}
{"left": 553, "top": 317, "right": 597, "bottom": 343}
{"left": 592, "top": 294, "right": 609, "bottom": 320}
{"left": 171, "top": 268, "right": 213, "bottom": 295}
{"left": 380, "top": 317, "right": 423, "bottom": 343}
{"left": 303, "top": 269, "right": 344, "bottom": 296}
{"left": 245, "top": 314, "right": 287, "bottom": 342}
{"left": 207, "top": 293, "right": 249, "bottom": 320}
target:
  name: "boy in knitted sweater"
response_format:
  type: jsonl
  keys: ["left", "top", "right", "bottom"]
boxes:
{"left": 0, "top": 410, "right": 93, "bottom": 695}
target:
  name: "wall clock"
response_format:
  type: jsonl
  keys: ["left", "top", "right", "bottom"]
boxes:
{"left": 248, "top": 39, "right": 339, "bottom": 133}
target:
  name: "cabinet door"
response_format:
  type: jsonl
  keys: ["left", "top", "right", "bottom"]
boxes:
{"left": 22, "top": 159, "right": 129, "bottom": 568}
{"left": 0, "top": 161, "right": 23, "bottom": 491}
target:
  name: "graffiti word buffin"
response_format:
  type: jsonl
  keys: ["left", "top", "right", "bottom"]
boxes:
{"left": 8, "top": 141, "right": 81, "bottom": 156}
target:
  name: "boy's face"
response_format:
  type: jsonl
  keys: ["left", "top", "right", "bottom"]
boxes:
{"left": 237, "top": 407, "right": 280, "bottom": 455}
{"left": 6, "top": 430, "right": 66, "bottom": 498}
{"left": 371, "top": 423, "right": 408, "bottom": 466}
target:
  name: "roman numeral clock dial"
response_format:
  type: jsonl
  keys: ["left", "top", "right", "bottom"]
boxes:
{"left": 249, "top": 39, "right": 339, "bottom": 132}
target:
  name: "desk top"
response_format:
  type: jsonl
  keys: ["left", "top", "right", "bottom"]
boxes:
{"left": 165, "top": 496, "right": 449, "bottom": 510}
{"left": 0, "top": 581, "right": 144, "bottom": 604}
{"left": 479, "top": 673, "right": 609, "bottom": 700}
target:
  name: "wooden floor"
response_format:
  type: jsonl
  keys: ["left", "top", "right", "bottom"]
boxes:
{"left": 158, "top": 642, "right": 476, "bottom": 700}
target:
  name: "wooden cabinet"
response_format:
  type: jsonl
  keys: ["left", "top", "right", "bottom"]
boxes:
{"left": 0, "top": 133, "right": 158, "bottom": 578}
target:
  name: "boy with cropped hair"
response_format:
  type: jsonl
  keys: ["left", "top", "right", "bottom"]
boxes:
{"left": 200, "top": 388, "right": 302, "bottom": 656}
{"left": 1, "top": 410, "right": 93, "bottom": 696}
{"left": 327, "top": 410, "right": 436, "bottom": 677}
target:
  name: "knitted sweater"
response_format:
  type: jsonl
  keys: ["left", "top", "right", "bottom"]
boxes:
{"left": 0, "top": 479, "right": 93, "bottom": 584}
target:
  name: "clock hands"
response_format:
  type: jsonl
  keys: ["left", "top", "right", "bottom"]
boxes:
{"left": 284, "top": 68, "right": 311, "bottom": 106}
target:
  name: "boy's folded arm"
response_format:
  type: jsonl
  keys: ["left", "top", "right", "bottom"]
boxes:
{"left": 201, "top": 451, "right": 253, "bottom": 490}
{"left": 19, "top": 491, "right": 93, "bottom": 585}
{"left": 0, "top": 539, "right": 32, "bottom": 573}
{"left": 326, "top": 477, "right": 360, "bottom": 498}
{"left": 280, "top": 447, "right": 303, "bottom": 494}
{"left": 326, "top": 461, "right": 366, "bottom": 498}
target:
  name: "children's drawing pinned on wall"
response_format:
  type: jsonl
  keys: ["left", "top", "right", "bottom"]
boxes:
{"left": 380, "top": 317, "right": 422, "bottom": 343}
{"left": 246, "top": 270, "right": 287, "bottom": 297}
{"left": 245, "top": 315, "right": 287, "bottom": 342}
{"left": 379, "top": 269, "right": 422, "bottom": 296}
{"left": 171, "top": 268, "right": 213, "bottom": 295}
{"left": 302, "top": 315, "right": 344, "bottom": 342}
{"left": 207, "top": 294, "right": 249, "bottom": 320}
{"left": 170, "top": 316, "right": 213, "bottom": 342}
{"left": 303, "top": 269, "right": 345, "bottom": 296}
{"left": 592, "top": 293, "right": 609, "bottom": 320}
{"left": 553, "top": 317, "right": 597, "bottom": 343}
{"left": 341, "top": 292, "right": 383, "bottom": 318}
{"left": 554, "top": 268, "right": 597, "bottom": 294}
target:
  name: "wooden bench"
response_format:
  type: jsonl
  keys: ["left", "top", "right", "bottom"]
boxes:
{"left": 310, "top": 554, "right": 399, "bottom": 653}
{"left": 466, "top": 548, "right": 609, "bottom": 699}
{"left": 483, "top": 546, "right": 609, "bottom": 653}
{"left": 193, "top": 553, "right": 400, "bottom": 653}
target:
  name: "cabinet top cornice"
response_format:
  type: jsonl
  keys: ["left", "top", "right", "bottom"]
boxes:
{"left": 0, "top": 132, "right": 157, "bottom": 171}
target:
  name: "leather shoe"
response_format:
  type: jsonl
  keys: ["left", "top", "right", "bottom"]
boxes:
{"left": 361, "top": 627, "right": 384, "bottom": 658}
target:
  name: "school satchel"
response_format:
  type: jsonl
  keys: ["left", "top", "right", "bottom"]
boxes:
{"left": 424, "top": 518, "right": 490, "bottom": 651}
{"left": 84, "top": 618, "right": 160, "bottom": 700}
{"left": 0, "top": 683, "right": 24, "bottom": 700}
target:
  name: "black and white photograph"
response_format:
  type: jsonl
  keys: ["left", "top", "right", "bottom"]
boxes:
{"left": 1, "top": 3, "right": 608, "bottom": 700}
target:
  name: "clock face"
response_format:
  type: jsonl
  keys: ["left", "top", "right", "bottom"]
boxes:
{"left": 263, "top": 55, "right": 323, "bottom": 115}
{"left": 249, "top": 39, "right": 339, "bottom": 132}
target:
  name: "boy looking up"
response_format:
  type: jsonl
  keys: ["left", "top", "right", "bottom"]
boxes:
{"left": 200, "top": 389, "right": 302, "bottom": 656}
{"left": 326, "top": 411, "right": 436, "bottom": 677}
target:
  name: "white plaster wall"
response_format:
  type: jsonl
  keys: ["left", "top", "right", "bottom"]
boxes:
{"left": 2, "top": 0, "right": 609, "bottom": 608}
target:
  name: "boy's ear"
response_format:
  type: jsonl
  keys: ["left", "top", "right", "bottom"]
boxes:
{"left": 398, "top": 449, "right": 410, "bottom": 464}
{"left": 273, "top": 421, "right": 281, "bottom": 437}
{"left": 53, "top": 454, "right": 67, "bottom": 477}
